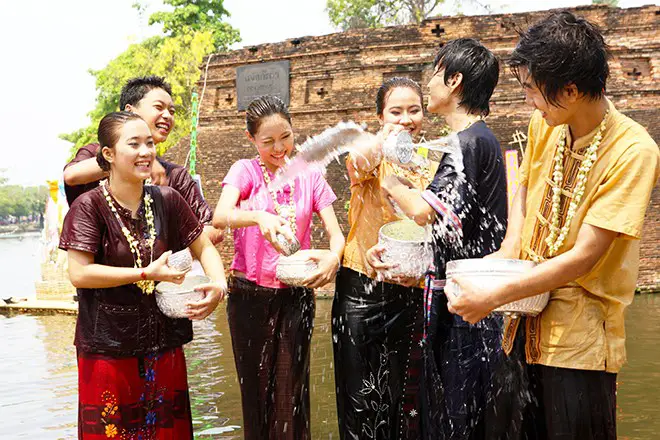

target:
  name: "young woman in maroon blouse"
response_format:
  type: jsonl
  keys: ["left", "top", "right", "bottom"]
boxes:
{"left": 59, "top": 111, "right": 227, "bottom": 439}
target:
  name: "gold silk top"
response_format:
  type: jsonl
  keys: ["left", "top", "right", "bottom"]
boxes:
{"left": 518, "top": 102, "right": 659, "bottom": 373}
{"left": 342, "top": 157, "right": 439, "bottom": 283}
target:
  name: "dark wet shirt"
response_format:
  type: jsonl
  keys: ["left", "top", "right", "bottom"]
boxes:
{"left": 59, "top": 185, "right": 203, "bottom": 356}
{"left": 425, "top": 121, "right": 508, "bottom": 279}
{"left": 63, "top": 143, "right": 212, "bottom": 223}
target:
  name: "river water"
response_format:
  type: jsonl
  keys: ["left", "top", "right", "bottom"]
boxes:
{"left": 1, "top": 235, "right": 658, "bottom": 439}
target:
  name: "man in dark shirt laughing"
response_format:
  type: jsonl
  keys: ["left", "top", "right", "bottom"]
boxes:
{"left": 63, "top": 75, "right": 222, "bottom": 245}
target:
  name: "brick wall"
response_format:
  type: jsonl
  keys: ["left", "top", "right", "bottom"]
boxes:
{"left": 166, "top": 5, "right": 660, "bottom": 288}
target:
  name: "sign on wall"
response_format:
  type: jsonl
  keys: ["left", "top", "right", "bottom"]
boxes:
{"left": 236, "top": 61, "right": 290, "bottom": 111}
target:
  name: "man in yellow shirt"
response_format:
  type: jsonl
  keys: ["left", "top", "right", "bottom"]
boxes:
{"left": 447, "top": 11, "right": 660, "bottom": 439}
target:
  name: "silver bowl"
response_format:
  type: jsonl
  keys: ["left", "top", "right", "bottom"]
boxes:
{"left": 377, "top": 220, "right": 433, "bottom": 279}
{"left": 168, "top": 248, "right": 193, "bottom": 272}
{"left": 276, "top": 250, "right": 318, "bottom": 286}
{"left": 155, "top": 275, "right": 209, "bottom": 318}
{"left": 445, "top": 258, "right": 549, "bottom": 316}
{"left": 275, "top": 231, "right": 301, "bottom": 256}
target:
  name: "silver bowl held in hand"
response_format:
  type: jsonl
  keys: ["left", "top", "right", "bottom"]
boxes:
{"left": 276, "top": 250, "right": 319, "bottom": 286}
{"left": 167, "top": 248, "right": 193, "bottom": 272}
{"left": 155, "top": 275, "right": 209, "bottom": 319}
{"left": 377, "top": 220, "right": 433, "bottom": 280}
{"left": 445, "top": 258, "right": 550, "bottom": 316}
{"left": 275, "top": 230, "right": 301, "bottom": 256}
{"left": 382, "top": 130, "right": 415, "bottom": 165}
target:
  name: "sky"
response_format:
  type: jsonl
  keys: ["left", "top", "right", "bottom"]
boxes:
{"left": 0, "top": 0, "right": 655, "bottom": 187}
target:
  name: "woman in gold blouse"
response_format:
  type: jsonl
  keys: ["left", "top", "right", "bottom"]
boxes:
{"left": 332, "top": 77, "right": 439, "bottom": 439}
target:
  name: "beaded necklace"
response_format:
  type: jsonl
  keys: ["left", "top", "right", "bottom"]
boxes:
{"left": 544, "top": 110, "right": 609, "bottom": 257}
{"left": 258, "top": 157, "right": 297, "bottom": 234}
{"left": 101, "top": 180, "right": 156, "bottom": 294}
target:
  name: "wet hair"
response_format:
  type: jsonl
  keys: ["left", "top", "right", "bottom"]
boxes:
{"left": 96, "top": 111, "right": 145, "bottom": 171}
{"left": 245, "top": 96, "right": 292, "bottom": 136}
{"left": 433, "top": 38, "right": 499, "bottom": 117}
{"left": 119, "top": 76, "right": 173, "bottom": 111}
{"left": 376, "top": 77, "right": 424, "bottom": 116}
{"left": 508, "top": 11, "right": 610, "bottom": 107}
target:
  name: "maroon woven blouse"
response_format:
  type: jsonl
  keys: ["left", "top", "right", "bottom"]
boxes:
{"left": 63, "top": 143, "right": 212, "bottom": 223}
{"left": 59, "top": 185, "right": 203, "bottom": 356}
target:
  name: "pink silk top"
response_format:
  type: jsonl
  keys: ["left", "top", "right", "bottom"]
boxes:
{"left": 222, "top": 158, "right": 337, "bottom": 288}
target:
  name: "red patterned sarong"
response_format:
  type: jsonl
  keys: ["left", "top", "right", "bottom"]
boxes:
{"left": 77, "top": 347, "right": 193, "bottom": 439}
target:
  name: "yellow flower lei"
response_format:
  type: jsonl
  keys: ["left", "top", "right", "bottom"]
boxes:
{"left": 545, "top": 110, "right": 609, "bottom": 257}
{"left": 258, "top": 157, "right": 297, "bottom": 234}
{"left": 101, "top": 180, "right": 156, "bottom": 294}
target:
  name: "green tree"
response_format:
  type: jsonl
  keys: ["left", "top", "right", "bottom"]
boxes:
{"left": 145, "top": 0, "right": 240, "bottom": 51}
{"left": 0, "top": 184, "right": 48, "bottom": 221}
{"left": 61, "top": 1, "right": 240, "bottom": 157}
{"left": 327, "top": 0, "right": 445, "bottom": 29}
{"left": 593, "top": 0, "right": 618, "bottom": 6}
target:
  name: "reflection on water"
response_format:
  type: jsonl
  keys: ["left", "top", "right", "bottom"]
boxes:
{"left": 1, "top": 297, "right": 659, "bottom": 439}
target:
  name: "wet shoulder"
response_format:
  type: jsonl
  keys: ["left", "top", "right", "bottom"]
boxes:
{"left": 459, "top": 121, "right": 501, "bottom": 156}
{"left": 69, "top": 185, "right": 104, "bottom": 211}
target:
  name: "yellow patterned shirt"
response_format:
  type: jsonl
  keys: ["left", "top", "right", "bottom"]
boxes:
{"left": 518, "top": 101, "right": 659, "bottom": 373}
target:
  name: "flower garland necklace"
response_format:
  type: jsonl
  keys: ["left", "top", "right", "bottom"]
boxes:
{"left": 545, "top": 110, "right": 609, "bottom": 257}
{"left": 258, "top": 157, "right": 297, "bottom": 234}
{"left": 101, "top": 179, "right": 156, "bottom": 294}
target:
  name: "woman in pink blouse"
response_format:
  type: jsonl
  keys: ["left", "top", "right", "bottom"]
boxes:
{"left": 213, "top": 96, "right": 345, "bottom": 440}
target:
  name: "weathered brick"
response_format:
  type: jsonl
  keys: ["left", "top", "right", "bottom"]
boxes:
{"left": 166, "top": 5, "right": 659, "bottom": 289}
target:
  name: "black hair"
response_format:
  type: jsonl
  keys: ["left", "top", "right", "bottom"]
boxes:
{"left": 376, "top": 77, "right": 424, "bottom": 116}
{"left": 119, "top": 76, "right": 173, "bottom": 111}
{"left": 245, "top": 96, "right": 292, "bottom": 136}
{"left": 508, "top": 11, "right": 610, "bottom": 107}
{"left": 433, "top": 38, "right": 499, "bottom": 117}
{"left": 96, "top": 111, "right": 145, "bottom": 172}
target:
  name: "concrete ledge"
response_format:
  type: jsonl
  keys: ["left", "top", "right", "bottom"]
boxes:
{"left": 0, "top": 299, "right": 77, "bottom": 315}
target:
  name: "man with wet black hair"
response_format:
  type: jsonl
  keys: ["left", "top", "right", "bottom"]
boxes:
{"left": 448, "top": 12, "right": 659, "bottom": 439}
{"left": 63, "top": 75, "right": 222, "bottom": 244}
{"left": 370, "top": 38, "right": 525, "bottom": 439}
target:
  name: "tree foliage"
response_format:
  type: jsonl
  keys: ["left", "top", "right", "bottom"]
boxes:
{"left": 0, "top": 183, "right": 48, "bottom": 221}
{"left": 326, "top": 0, "right": 445, "bottom": 29}
{"left": 592, "top": 0, "right": 618, "bottom": 6}
{"left": 147, "top": 0, "right": 240, "bottom": 51}
{"left": 61, "top": 1, "right": 239, "bottom": 157}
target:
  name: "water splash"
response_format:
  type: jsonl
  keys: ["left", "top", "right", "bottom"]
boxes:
{"left": 270, "top": 121, "right": 374, "bottom": 191}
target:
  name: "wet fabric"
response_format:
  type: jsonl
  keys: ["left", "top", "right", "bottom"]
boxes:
{"left": 77, "top": 347, "right": 193, "bottom": 440}
{"left": 222, "top": 158, "right": 336, "bottom": 288}
{"left": 64, "top": 143, "right": 213, "bottom": 223}
{"left": 226, "top": 276, "right": 315, "bottom": 440}
{"left": 424, "top": 120, "right": 508, "bottom": 282}
{"left": 427, "top": 292, "right": 532, "bottom": 440}
{"left": 517, "top": 103, "right": 660, "bottom": 373}
{"left": 59, "top": 185, "right": 202, "bottom": 356}
{"left": 332, "top": 267, "right": 428, "bottom": 440}
{"left": 420, "top": 122, "right": 531, "bottom": 439}
{"left": 342, "top": 158, "right": 438, "bottom": 280}
{"left": 525, "top": 365, "right": 617, "bottom": 440}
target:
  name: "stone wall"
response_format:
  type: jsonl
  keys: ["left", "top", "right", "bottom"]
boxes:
{"left": 166, "top": 5, "right": 660, "bottom": 288}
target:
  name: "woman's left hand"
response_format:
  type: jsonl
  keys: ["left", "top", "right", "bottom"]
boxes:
{"left": 185, "top": 281, "right": 227, "bottom": 320}
{"left": 445, "top": 276, "right": 497, "bottom": 324}
{"left": 301, "top": 250, "right": 340, "bottom": 289}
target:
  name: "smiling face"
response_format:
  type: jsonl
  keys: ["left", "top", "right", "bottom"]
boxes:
{"left": 102, "top": 119, "right": 156, "bottom": 183}
{"left": 248, "top": 114, "right": 294, "bottom": 171}
{"left": 126, "top": 88, "right": 175, "bottom": 144}
{"left": 517, "top": 66, "right": 577, "bottom": 127}
{"left": 379, "top": 86, "right": 423, "bottom": 135}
